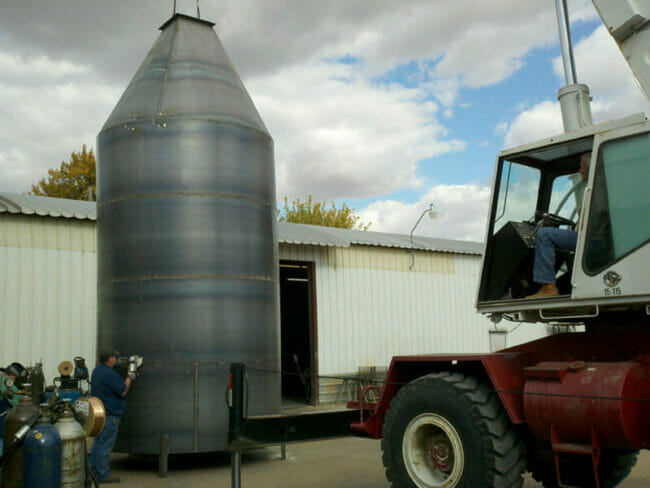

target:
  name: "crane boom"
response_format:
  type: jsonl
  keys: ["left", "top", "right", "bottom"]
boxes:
{"left": 592, "top": 0, "right": 650, "bottom": 99}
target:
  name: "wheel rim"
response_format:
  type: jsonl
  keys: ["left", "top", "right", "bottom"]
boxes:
{"left": 402, "top": 413, "right": 464, "bottom": 488}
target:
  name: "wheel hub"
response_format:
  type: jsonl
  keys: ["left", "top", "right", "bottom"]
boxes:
{"left": 428, "top": 434, "right": 454, "bottom": 474}
{"left": 402, "top": 413, "right": 464, "bottom": 488}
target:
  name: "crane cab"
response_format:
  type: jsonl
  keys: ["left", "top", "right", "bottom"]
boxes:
{"left": 477, "top": 113, "right": 650, "bottom": 323}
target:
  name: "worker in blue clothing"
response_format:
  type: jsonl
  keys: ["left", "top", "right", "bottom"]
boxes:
{"left": 89, "top": 349, "right": 135, "bottom": 484}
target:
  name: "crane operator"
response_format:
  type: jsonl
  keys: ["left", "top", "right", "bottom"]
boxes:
{"left": 89, "top": 349, "right": 138, "bottom": 484}
{"left": 527, "top": 152, "right": 590, "bottom": 299}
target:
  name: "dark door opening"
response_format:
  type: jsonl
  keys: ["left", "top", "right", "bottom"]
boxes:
{"left": 279, "top": 261, "right": 315, "bottom": 405}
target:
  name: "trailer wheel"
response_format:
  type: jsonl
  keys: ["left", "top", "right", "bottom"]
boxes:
{"left": 381, "top": 371, "right": 525, "bottom": 488}
{"left": 528, "top": 442, "right": 638, "bottom": 488}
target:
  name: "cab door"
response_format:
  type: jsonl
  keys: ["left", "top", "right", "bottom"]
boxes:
{"left": 572, "top": 122, "right": 650, "bottom": 301}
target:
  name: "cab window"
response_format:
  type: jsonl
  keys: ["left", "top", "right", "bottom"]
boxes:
{"left": 584, "top": 132, "right": 650, "bottom": 273}
{"left": 549, "top": 172, "right": 585, "bottom": 223}
{"left": 493, "top": 161, "right": 540, "bottom": 233}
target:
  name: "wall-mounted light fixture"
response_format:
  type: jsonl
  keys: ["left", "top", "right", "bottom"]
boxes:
{"left": 409, "top": 203, "right": 437, "bottom": 270}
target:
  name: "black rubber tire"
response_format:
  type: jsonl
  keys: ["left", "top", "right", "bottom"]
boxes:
{"left": 527, "top": 441, "right": 639, "bottom": 488}
{"left": 381, "top": 371, "right": 525, "bottom": 488}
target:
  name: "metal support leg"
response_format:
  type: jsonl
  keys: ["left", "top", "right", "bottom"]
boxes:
{"left": 228, "top": 363, "right": 246, "bottom": 488}
{"left": 280, "top": 442, "right": 286, "bottom": 460}
{"left": 158, "top": 433, "right": 170, "bottom": 478}
{"left": 231, "top": 451, "right": 242, "bottom": 488}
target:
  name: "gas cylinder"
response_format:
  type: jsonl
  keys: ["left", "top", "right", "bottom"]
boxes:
{"left": 54, "top": 411, "right": 86, "bottom": 488}
{"left": 28, "top": 363, "right": 45, "bottom": 406}
{"left": 2, "top": 397, "right": 38, "bottom": 488}
{"left": 22, "top": 417, "right": 62, "bottom": 488}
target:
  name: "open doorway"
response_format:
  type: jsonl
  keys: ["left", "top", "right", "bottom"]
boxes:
{"left": 279, "top": 261, "right": 316, "bottom": 405}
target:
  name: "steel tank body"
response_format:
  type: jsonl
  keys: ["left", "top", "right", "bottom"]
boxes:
{"left": 54, "top": 411, "right": 85, "bottom": 488}
{"left": 96, "top": 13, "right": 280, "bottom": 454}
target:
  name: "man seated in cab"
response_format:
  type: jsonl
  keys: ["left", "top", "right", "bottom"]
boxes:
{"left": 527, "top": 152, "right": 590, "bottom": 299}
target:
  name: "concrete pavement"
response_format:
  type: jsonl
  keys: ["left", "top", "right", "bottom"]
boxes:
{"left": 109, "top": 437, "right": 650, "bottom": 487}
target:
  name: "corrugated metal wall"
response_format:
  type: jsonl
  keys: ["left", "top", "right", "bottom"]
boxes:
{"left": 279, "top": 243, "right": 549, "bottom": 401}
{"left": 0, "top": 213, "right": 548, "bottom": 401}
{"left": 0, "top": 214, "right": 96, "bottom": 381}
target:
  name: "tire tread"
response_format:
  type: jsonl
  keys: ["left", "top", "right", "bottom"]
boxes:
{"left": 381, "top": 371, "right": 525, "bottom": 488}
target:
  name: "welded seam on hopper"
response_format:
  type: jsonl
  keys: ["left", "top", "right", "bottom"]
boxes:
{"left": 103, "top": 114, "right": 273, "bottom": 139}
{"left": 97, "top": 191, "right": 274, "bottom": 208}
{"left": 164, "top": 61, "right": 244, "bottom": 88}
{"left": 101, "top": 272, "right": 278, "bottom": 285}
{"left": 154, "top": 20, "right": 180, "bottom": 120}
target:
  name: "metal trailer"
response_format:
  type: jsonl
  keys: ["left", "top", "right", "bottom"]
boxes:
{"left": 225, "top": 2, "right": 650, "bottom": 488}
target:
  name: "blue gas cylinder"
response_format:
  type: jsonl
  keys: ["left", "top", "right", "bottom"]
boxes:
{"left": 22, "top": 417, "right": 62, "bottom": 488}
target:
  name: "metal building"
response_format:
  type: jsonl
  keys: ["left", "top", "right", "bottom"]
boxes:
{"left": 0, "top": 194, "right": 96, "bottom": 381}
{"left": 276, "top": 223, "right": 549, "bottom": 403}
{"left": 0, "top": 194, "right": 549, "bottom": 404}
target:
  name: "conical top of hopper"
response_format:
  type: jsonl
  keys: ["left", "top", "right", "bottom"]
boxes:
{"left": 102, "top": 13, "right": 268, "bottom": 134}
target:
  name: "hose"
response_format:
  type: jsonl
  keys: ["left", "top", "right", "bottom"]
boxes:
{"left": 0, "top": 413, "right": 39, "bottom": 472}
{"left": 85, "top": 450, "right": 99, "bottom": 488}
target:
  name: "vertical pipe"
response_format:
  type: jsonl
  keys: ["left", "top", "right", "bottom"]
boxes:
{"left": 229, "top": 363, "right": 246, "bottom": 488}
{"left": 228, "top": 363, "right": 246, "bottom": 443}
{"left": 231, "top": 451, "right": 242, "bottom": 488}
{"left": 554, "top": 0, "right": 578, "bottom": 86}
{"left": 158, "top": 434, "right": 170, "bottom": 478}
{"left": 193, "top": 362, "right": 199, "bottom": 452}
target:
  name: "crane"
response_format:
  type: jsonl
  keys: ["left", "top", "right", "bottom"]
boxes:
{"left": 349, "top": 1, "right": 650, "bottom": 487}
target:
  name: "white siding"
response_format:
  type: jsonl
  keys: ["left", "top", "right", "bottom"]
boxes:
{"left": 0, "top": 215, "right": 96, "bottom": 381}
{"left": 0, "top": 213, "right": 548, "bottom": 395}
{"left": 279, "top": 244, "right": 548, "bottom": 378}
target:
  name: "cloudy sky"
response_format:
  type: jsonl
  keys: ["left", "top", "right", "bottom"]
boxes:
{"left": 1, "top": 0, "right": 648, "bottom": 241}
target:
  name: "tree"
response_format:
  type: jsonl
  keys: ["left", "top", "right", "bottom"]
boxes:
{"left": 279, "top": 195, "right": 371, "bottom": 230}
{"left": 30, "top": 144, "right": 96, "bottom": 201}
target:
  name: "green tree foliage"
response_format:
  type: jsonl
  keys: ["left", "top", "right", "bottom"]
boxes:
{"left": 279, "top": 195, "right": 371, "bottom": 230}
{"left": 30, "top": 145, "right": 96, "bottom": 201}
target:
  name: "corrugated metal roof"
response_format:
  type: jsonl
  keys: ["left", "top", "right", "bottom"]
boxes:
{"left": 278, "top": 222, "right": 483, "bottom": 255}
{"left": 0, "top": 193, "right": 96, "bottom": 221}
{"left": 0, "top": 193, "right": 483, "bottom": 254}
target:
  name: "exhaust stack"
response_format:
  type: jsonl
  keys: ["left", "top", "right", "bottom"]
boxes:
{"left": 554, "top": 0, "right": 593, "bottom": 131}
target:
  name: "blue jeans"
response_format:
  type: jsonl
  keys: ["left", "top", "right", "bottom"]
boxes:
{"left": 89, "top": 414, "right": 121, "bottom": 480}
{"left": 533, "top": 227, "right": 577, "bottom": 284}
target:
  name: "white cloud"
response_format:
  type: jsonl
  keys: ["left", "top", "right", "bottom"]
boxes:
{"left": 249, "top": 61, "right": 466, "bottom": 201}
{"left": 422, "top": 77, "right": 461, "bottom": 108}
{"left": 0, "top": 53, "right": 120, "bottom": 193}
{"left": 504, "top": 101, "right": 562, "bottom": 148}
{"left": 2, "top": 1, "right": 567, "bottom": 88}
{"left": 2, "top": 0, "right": 642, "bottom": 248}
{"left": 564, "top": 26, "right": 650, "bottom": 120}
{"left": 503, "top": 25, "right": 650, "bottom": 148}
{"left": 358, "top": 183, "right": 491, "bottom": 242}
{"left": 569, "top": 0, "right": 600, "bottom": 23}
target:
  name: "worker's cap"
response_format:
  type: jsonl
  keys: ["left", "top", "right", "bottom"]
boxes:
{"left": 99, "top": 348, "right": 120, "bottom": 363}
